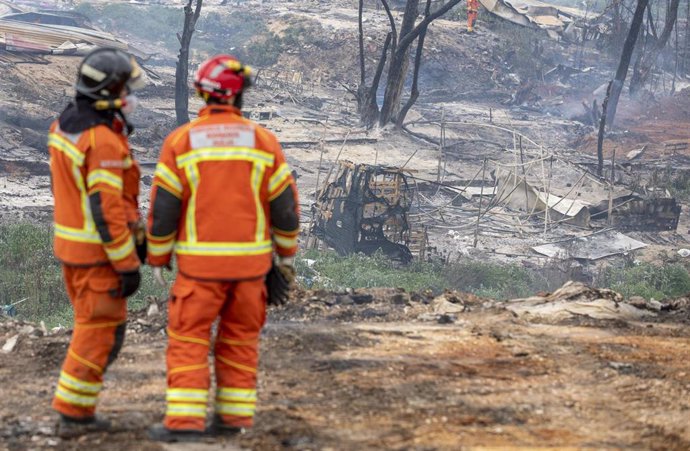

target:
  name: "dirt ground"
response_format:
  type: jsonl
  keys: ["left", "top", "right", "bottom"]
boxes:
{"left": 2, "top": 291, "right": 689, "bottom": 451}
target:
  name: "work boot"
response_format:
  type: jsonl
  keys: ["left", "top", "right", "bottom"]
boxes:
{"left": 207, "top": 415, "right": 245, "bottom": 437}
{"left": 56, "top": 414, "right": 111, "bottom": 439}
{"left": 148, "top": 423, "right": 203, "bottom": 443}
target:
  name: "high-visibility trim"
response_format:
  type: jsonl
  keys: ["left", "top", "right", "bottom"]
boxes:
{"left": 55, "top": 386, "right": 97, "bottom": 407}
{"left": 154, "top": 162, "right": 183, "bottom": 195}
{"left": 104, "top": 236, "right": 135, "bottom": 261}
{"left": 166, "top": 388, "right": 209, "bottom": 403}
{"left": 216, "top": 355, "right": 257, "bottom": 374}
{"left": 87, "top": 169, "right": 123, "bottom": 191}
{"left": 123, "top": 156, "right": 133, "bottom": 168}
{"left": 215, "top": 402, "right": 255, "bottom": 417}
{"left": 184, "top": 164, "right": 200, "bottom": 242}
{"left": 169, "top": 363, "right": 209, "bottom": 375}
{"left": 48, "top": 133, "right": 85, "bottom": 167}
{"left": 148, "top": 238, "right": 175, "bottom": 256}
{"left": 251, "top": 163, "right": 267, "bottom": 242}
{"left": 175, "top": 147, "right": 275, "bottom": 168}
{"left": 167, "top": 328, "right": 210, "bottom": 346}
{"left": 58, "top": 371, "right": 102, "bottom": 394}
{"left": 217, "top": 336, "right": 258, "bottom": 346}
{"left": 268, "top": 163, "right": 291, "bottom": 194}
{"left": 273, "top": 233, "right": 298, "bottom": 249}
{"left": 68, "top": 349, "right": 103, "bottom": 374}
{"left": 165, "top": 403, "right": 207, "bottom": 418}
{"left": 74, "top": 320, "right": 124, "bottom": 330}
{"left": 216, "top": 387, "right": 257, "bottom": 403}
{"left": 175, "top": 240, "right": 272, "bottom": 256}
{"left": 54, "top": 223, "right": 102, "bottom": 244}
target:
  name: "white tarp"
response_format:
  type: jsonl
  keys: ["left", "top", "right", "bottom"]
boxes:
{"left": 532, "top": 231, "right": 647, "bottom": 260}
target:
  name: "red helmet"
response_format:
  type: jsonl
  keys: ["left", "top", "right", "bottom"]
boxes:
{"left": 194, "top": 55, "right": 252, "bottom": 102}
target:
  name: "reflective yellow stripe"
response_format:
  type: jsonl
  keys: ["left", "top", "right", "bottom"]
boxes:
{"left": 217, "top": 336, "right": 258, "bottom": 346}
{"left": 176, "top": 147, "right": 275, "bottom": 168}
{"left": 165, "top": 403, "right": 207, "bottom": 418}
{"left": 166, "top": 388, "right": 209, "bottom": 403}
{"left": 251, "top": 163, "right": 267, "bottom": 242}
{"left": 273, "top": 234, "right": 298, "bottom": 249}
{"left": 185, "top": 164, "right": 200, "bottom": 242}
{"left": 48, "top": 133, "right": 85, "bottom": 167}
{"left": 169, "top": 363, "right": 209, "bottom": 375}
{"left": 217, "top": 388, "right": 257, "bottom": 403}
{"left": 154, "top": 162, "right": 183, "bottom": 194}
{"left": 68, "top": 349, "right": 103, "bottom": 374}
{"left": 148, "top": 238, "right": 175, "bottom": 256}
{"left": 167, "top": 328, "right": 210, "bottom": 346}
{"left": 175, "top": 240, "right": 272, "bottom": 256}
{"left": 54, "top": 223, "right": 102, "bottom": 244}
{"left": 58, "top": 371, "right": 102, "bottom": 394}
{"left": 216, "top": 355, "right": 257, "bottom": 374}
{"left": 123, "top": 156, "right": 133, "bottom": 168}
{"left": 104, "top": 237, "right": 135, "bottom": 261}
{"left": 87, "top": 169, "right": 123, "bottom": 191}
{"left": 215, "top": 402, "right": 255, "bottom": 417}
{"left": 269, "top": 163, "right": 292, "bottom": 194}
{"left": 55, "top": 386, "right": 97, "bottom": 407}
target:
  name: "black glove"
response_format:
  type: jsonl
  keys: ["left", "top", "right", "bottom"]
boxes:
{"left": 266, "top": 263, "right": 292, "bottom": 306}
{"left": 110, "top": 270, "right": 141, "bottom": 298}
{"left": 136, "top": 236, "right": 147, "bottom": 264}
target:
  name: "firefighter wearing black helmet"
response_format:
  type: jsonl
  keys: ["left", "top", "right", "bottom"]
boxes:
{"left": 48, "top": 47, "right": 146, "bottom": 438}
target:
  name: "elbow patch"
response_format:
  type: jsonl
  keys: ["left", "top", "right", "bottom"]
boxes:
{"left": 152, "top": 188, "right": 182, "bottom": 237}
{"left": 270, "top": 185, "right": 299, "bottom": 232}
{"left": 88, "top": 192, "right": 112, "bottom": 243}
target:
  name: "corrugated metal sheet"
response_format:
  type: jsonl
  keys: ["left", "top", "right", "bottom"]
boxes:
{"left": 0, "top": 17, "right": 131, "bottom": 55}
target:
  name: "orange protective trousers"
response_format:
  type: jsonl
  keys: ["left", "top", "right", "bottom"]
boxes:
{"left": 164, "top": 273, "right": 266, "bottom": 431}
{"left": 52, "top": 265, "right": 126, "bottom": 419}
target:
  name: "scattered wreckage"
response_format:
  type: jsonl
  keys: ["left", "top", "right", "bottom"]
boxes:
{"left": 0, "top": 10, "right": 143, "bottom": 56}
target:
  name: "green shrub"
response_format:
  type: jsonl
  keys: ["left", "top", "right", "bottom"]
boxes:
{"left": 598, "top": 262, "right": 690, "bottom": 300}
{"left": 0, "top": 223, "right": 167, "bottom": 327}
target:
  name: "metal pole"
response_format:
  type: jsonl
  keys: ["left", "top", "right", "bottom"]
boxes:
{"left": 474, "top": 158, "right": 488, "bottom": 248}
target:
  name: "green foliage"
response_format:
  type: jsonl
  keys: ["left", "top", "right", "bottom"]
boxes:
{"left": 648, "top": 168, "right": 690, "bottom": 202}
{"left": 443, "top": 261, "right": 544, "bottom": 299}
{"left": 0, "top": 223, "right": 166, "bottom": 327}
{"left": 0, "top": 223, "right": 66, "bottom": 326}
{"left": 598, "top": 262, "right": 690, "bottom": 300}
{"left": 297, "top": 250, "right": 447, "bottom": 293}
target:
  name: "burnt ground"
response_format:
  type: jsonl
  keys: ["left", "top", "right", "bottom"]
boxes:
{"left": 1, "top": 291, "right": 689, "bottom": 451}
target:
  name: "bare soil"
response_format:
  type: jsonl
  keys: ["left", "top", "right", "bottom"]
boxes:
{"left": 2, "top": 293, "right": 689, "bottom": 451}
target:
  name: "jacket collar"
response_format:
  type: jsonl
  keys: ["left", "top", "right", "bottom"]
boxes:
{"left": 199, "top": 104, "right": 242, "bottom": 117}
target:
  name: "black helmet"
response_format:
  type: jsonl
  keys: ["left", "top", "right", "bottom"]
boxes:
{"left": 75, "top": 47, "right": 145, "bottom": 101}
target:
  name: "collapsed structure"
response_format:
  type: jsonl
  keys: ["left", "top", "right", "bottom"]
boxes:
{"left": 309, "top": 161, "right": 428, "bottom": 263}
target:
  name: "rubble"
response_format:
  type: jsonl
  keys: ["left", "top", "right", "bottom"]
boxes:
{"left": 505, "top": 281, "right": 654, "bottom": 321}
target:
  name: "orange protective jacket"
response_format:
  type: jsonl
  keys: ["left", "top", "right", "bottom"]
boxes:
{"left": 49, "top": 117, "right": 141, "bottom": 273}
{"left": 147, "top": 104, "right": 299, "bottom": 280}
{"left": 468, "top": 0, "right": 479, "bottom": 12}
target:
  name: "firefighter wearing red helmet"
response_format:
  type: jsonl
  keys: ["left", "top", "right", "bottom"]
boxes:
{"left": 147, "top": 55, "right": 299, "bottom": 442}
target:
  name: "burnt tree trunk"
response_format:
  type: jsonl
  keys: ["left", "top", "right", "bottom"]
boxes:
{"left": 396, "top": 0, "right": 432, "bottom": 128}
{"left": 599, "top": 0, "right": 649, "bottom": 176}
{"left": 378, "top": 0, "right": 462, "bottom": 126}
{"left": 629, "top": 0, "right": 680, "bottom": 94}
{"left": 175, "top": 0, "right": 203, "bottom": 126}
{"left": 379, "top": 0, "right": 420, "bottom": 126}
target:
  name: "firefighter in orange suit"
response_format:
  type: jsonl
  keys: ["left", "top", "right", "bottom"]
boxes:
{"left": 49, "top": 48, "right": 146, "bottom": 437}
{"left": 468, "top": 0, "right": 480, "bottom": 32}
{"left": 147, "top": 54, "right": 300, "bottom": 442}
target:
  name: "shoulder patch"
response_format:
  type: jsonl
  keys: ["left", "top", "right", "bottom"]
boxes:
{"left": 189, "top": 124, "right": 256, "bottom": 149}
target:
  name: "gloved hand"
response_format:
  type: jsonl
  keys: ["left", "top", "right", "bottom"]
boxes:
{"left": 266, "top": 256, "right": 296, "bottom": 306}
{"left": 131, "top": 221, "right": 147, "bottom": 264}
{"left": 110, "top": 270, "right": 141, "bottom": 298}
